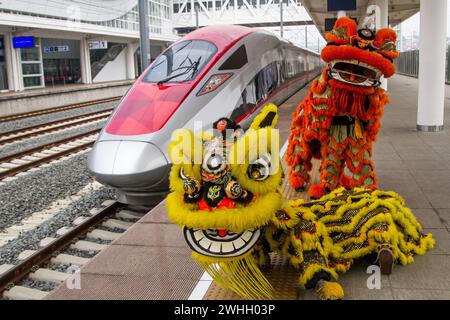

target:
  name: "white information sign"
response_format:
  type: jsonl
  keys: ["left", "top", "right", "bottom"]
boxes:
{"left": 89, "top": 41, "right": 108, "bottom": 50}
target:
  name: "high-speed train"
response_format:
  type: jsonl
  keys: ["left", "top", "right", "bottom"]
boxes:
{"left": 88, "top": 25, "right": 322, "bottom": 206}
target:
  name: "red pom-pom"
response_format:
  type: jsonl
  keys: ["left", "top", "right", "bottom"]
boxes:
{"left": 340, "top": 174, "right": 353, "bottom": 189}
{"left": 308, "top": 184, "right": 327, "bottom": 199}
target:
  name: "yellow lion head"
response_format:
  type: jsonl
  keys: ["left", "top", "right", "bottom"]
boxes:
{"left": 166, "top": 104, "right": 283, "bottom": 259}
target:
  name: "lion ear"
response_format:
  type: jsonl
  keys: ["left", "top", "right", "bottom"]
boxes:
{"left": 249, "top": 104, "right": 279, "bottom": 130}
{"left": 325, "top": 16, "right": 358, "bottom": 44}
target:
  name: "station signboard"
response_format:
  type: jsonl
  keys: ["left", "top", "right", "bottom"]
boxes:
{"left": 89, "top": 41, "right": 108, "bottom": 50}
{"left": 13, "top": 36, "right": 35, "bottom": 49}
{"left": 327, "top": 0, "right": 357, "bottom": 12}
{"left": 43, "top": 45, "right": 70, "bottom": 53}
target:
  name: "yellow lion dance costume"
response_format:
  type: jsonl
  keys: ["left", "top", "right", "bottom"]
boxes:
{"left": 166, "top": 105, "right": 434, "bottom": 300}
{"left": 287, "top": 17, "right": 398, "bottom": 199}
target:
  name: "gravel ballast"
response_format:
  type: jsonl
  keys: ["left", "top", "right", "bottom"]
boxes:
{"left": 0, "top": 186, "right": 116, "bottom": 265}
{"left": 0, "top": 101, "right": 117, "bottom": 134}
{"left": 0, "top": 153, "right": 96, "bottom": 231}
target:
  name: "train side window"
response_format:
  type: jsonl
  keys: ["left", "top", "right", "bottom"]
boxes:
{"left": 245, "top": 80, "right": 258, "bottom": 110}
{"left": 218, "top": 45, "right": 248, "bottom": 70}
{"left": 230, "top": 91, "right": 246, "bottom": 120}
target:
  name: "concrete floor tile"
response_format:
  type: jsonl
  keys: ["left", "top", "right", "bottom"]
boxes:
{"left": 298, "top": 287, "right": 394, "bottom": 300}
{"left": 412, "top": 209, "right": 446, "bottom": 229}
{"left": 139, "top": 200, "right": 170, "bottom": 224}
{"left": 337, "top": 260, "right": 390, "bottom": 289}
{"left": 392, "top": 288, "right": 450, "bottom": 300}
{"left": 82, "top": 245, "right": 203, "bottom": 281}
{"left": 404, "top": 160, "right": 450, "bottom": 171}
{"left": 437, "top": 209, "right": 450, "bottom": 227}
{"left": 46, "top": 274, "right": 200, "bottom": 300}
{"left": 115, "top": 223, "right": 187, "bottom": 248}
{"left": 374, "top": 160, "right": 406, "bottom": 171}
{"left": 423, "top": 192, "right": 450, "bottom": 209}
{"left": 389, "top": 255, "right": 450, "bottom": 290}
{"left": 377, "top": 168, "right": 415, "bottom": 181}
{"left": 339, "top": 287, "right": 394, "bottom": 300}
{"left": 377, "top": 182, "right": 432, "bottom": 209}
{"left": 373, "top": 143, "right": 401, "bottom": 161}
{"left": 422, "top": 228, "right": 450, "bottom": 255}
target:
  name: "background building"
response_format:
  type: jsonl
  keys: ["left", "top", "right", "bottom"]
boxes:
{"left": 0, "top": 0, "right": 177, "bottom": 92}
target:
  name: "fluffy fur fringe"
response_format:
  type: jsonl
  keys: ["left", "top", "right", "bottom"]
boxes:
{"left": 192, "top": 251, "right": 274, "bottom": 300}
{"left": 166, "top": 191, "right": 283, "bottom": 232}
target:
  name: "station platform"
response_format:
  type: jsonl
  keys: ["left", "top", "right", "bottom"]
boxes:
{"left": 48, "top": 74, "right": 450, "bottom": 300}
{"left": 0, "top": 80, "right": 133, "bottom": 118}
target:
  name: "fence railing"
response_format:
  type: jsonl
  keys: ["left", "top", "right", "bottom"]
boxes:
{"left": 394, "top": 46, "right": 450, "bottom": 84}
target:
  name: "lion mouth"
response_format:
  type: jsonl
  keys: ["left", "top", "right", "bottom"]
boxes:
{"left": 183, "top": 227, "right": 262, "bottom": 258}
{"left": 329, "top": 60, "right": 382, "bottom": 87}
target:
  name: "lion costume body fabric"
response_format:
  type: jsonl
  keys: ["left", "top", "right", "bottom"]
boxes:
{"left": 166, "top": 105, "right": 434, "bottom": 300}
{"left": 286, "top": 17, "right": 399, "bottom": 199}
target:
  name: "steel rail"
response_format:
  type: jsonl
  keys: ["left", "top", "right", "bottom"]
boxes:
{"left": 0, "top": 138, "right": 97, "bottom": 180}
{"left": 0, "top": 129, "right": 101, "bottom": 165}
{"left": 0, "top": 97, "right": 120, "bottom": 123}
{"left": 0, "top": 113, "right": 108, "bottom": 146}
{"left": 0, "top": 108, "right": 113, "bottom": 139}
{"left": 0, "top": 201, "right": 122, "bottom": 294}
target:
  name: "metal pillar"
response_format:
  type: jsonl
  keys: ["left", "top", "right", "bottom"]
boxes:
{"left": 195, "top": 4, "right": 199, "bottom": 29}
{"left": 126, "top": 42, "right": 137, "bottom": 80}
{"left": 417, "top": 0, "right": 447, "bottom": 132}
{"left": 3, "top": 32, "right": 21, "bottom": 91}
{"left": 337, "top": 10, "right": 346, "bottom": 18}
{"left": 376, "top": 0, "right": 388, "bottom": 90}
{"left": 305, "top": 25, "right": 308, "bottom": 48}
{"left": 80, "top": 38, "right": 92, "bottom": 84}
{"left": 280, "top": 0, "right": 284, "bottom": 38}
{"left": 138, "top": 0, "right": 150, "bottom": 72}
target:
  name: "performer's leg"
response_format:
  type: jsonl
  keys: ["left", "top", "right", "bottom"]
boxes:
{"left": 309, "top": 136, "right": 343, "bottom": 199}
{"left": 287, "top": 135, "right": 313, "bottom": 191}
{"left": 344, "top": 140, "right": 378, "bottom": 189}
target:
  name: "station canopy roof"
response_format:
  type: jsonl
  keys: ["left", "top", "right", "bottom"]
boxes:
{"left": 301, "top": 0, "right": 420, "bottom": 35}
{"left": 0, "top": 0, "right": 138, "bottom": 22}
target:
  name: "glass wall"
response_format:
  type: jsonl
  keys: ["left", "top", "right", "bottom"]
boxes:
{"left": 41, "top": 38, "right": 81, "bottom": 86}
{"left": 20, "top": 39, "right": 44, "bottom": 89}
{"left": 0, "top": 36, "right": 8, "bottom": 91}
{"left": 0, "top": 0, "right": 173, "bottom": 37}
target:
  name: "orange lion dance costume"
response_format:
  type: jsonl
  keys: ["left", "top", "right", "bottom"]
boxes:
{"left": 286, "top": 17, "right": 399, "bottom": 199}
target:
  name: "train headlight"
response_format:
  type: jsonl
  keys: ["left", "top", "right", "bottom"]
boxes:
{"left": 197, "top": 73, "right": 233, "bottom": 96}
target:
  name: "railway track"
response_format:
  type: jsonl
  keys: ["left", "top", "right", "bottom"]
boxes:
{"left": 0, "top": 201, "right": 146, "bottom": 300}
{"left": 0, "top": 109, "right": 112, "bottom": 146}
{"left": 0, "top": 97, "right": 120, "bottom": 123}
{"left": 0, "top": 129, "right": 100, "bottom": 182}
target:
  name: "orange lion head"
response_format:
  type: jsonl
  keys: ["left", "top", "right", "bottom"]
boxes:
{"left": 321, "top": 17, "right": 399, "bottom": 87}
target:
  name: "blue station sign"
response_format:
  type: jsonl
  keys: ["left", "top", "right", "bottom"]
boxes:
{"left": 13, "top": 36, "right": 35, "bottom": 49}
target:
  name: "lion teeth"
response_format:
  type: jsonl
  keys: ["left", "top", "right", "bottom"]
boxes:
{"left": 241, "top": 230, "right": 254, "bottom": 242}
{"left": 199, "top": 238, "right": 212, "bottom": 250}
{"left": 210, "top": 241, "right": 221, "bottom": 253}
{"left": 221, "top": 242, "right": 234, "bottom": 253}
{"left": 232, "top": 237, "right": 246, "bottom": 249}
{"left": 184, "top": 227, "right": 262, "bottom": 257}
{"left": 194, "top": 230, "right": 204, "bottom": 241}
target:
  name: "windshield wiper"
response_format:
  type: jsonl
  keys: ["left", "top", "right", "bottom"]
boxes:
{"left": 157, "top": 59, "right": 201, "bottom": 86}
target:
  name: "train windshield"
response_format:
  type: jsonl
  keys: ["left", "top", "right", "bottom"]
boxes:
{"left": 144, "top": 40, "right": 217, "bottom": 84}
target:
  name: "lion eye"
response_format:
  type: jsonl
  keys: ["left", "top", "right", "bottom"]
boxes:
{"left": 248, "top": 155, "right": 271, "bottom": 181}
